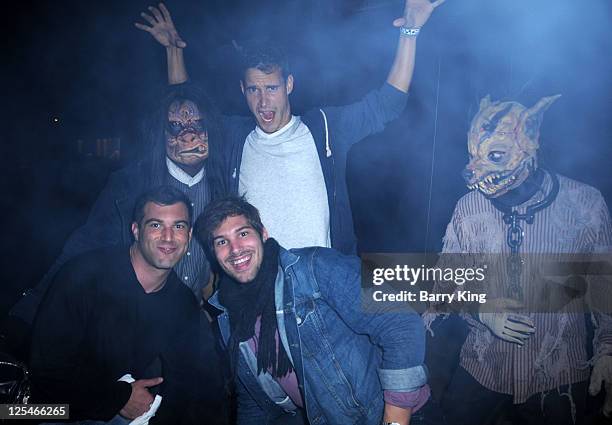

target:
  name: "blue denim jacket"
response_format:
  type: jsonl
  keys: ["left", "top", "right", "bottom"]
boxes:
{"left": 209, "top": 247, "right": 427, "bottom": 425}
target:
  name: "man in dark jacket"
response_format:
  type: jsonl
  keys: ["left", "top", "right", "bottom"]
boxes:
{"left": 30, "top": 186, "right": 225, "bottom": 424}
{"left": 137, "top": 0, "right": 444, "bottom": 255}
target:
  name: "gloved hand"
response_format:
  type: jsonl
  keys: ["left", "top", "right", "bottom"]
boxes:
{"left": 589, "top": 355, "right": 612, "bottom": 417}
{"left": 478, "top": 298, "right": 535, "bottom": 345}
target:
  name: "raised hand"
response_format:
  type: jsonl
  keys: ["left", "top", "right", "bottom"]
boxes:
{"left": 393, "top": 0, "right": 445, "bottom": 29}
{"left": 135, "top": 3, "right": 186, "bottom": 49}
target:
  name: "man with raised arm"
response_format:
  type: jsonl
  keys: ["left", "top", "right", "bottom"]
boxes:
{"left": 137, "top": 0, "right": 444, "bottom": 255}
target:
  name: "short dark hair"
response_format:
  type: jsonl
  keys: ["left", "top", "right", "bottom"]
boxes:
{"left": 195, "top": 196, "right": 264, "bottom": 258}
{"left": 132, "top": 185, "right": 193, "bottom": 226}
{"left": 239, "top": 43, "right": 290, "bottom": 81}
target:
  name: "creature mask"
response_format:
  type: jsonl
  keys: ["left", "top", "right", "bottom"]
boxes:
{"left": 166, "top": 100, "right": 209, "bottom": 170}
{"left": 463, "top": 94, "right": 560, "bottom": 197}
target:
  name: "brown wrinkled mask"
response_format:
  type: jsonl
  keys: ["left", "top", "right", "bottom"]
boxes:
{"left": 166, "top": 99, "right": 209, "bottom": 168}
{"left": 463, "top": 94, "right": 560, "bottom": 197}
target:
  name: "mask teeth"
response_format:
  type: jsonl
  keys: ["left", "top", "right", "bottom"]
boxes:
{"left": 469, "top": 169, "right": 519, "bottom": 193}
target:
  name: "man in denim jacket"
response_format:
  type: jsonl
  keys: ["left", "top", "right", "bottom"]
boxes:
{"left": 196, "top": 196, "right": 428, "bottom": 425}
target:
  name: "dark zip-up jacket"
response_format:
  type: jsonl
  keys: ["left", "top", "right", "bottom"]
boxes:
{"left": 214, "top": 83, "right": 407, "bottom": 255}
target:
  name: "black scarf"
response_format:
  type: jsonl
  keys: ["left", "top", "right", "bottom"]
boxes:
{"left": 218, "top": 238, "right": 293, "bottom": 378}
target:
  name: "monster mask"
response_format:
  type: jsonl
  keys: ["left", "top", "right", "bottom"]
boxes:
{"left": 166, "top": 99, "right": 209, "bottom": 175}
{"left": 463, "top": 95, "right": 560, "bottom": 197}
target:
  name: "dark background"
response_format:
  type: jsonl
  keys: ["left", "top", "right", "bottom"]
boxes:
{"left": 2, "top": 0, "right": 611, "bottom": 315}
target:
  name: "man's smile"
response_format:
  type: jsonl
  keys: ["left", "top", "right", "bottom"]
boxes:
{"left": 158, "top": 246, "right": 178, "bottom": 255}
{"left": 228, "top": 252, "right": 253, "bottom": 271}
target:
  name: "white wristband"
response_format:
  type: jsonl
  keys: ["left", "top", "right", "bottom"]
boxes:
{"left": 400, "top": 27, "right": 420, "bottom": 37}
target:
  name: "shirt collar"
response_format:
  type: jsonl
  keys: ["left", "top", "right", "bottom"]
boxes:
{"left": 166, "top": 157, "right": 205, "bottom": 187}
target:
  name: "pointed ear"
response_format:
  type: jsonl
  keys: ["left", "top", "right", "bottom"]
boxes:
{"left": 286, "top": 74, "right": 294, "bottom": 95}
{"left": 479, "top": 95, "right": 492, "bottom": 111}
{"left": 131, "top": 222, "right": 139, "bottom": 242}
{"left": 523, "top": 94, "right": 561, "bottom": 140}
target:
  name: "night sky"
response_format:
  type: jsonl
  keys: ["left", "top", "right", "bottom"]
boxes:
{"left": 2, "top": 0, "right": 612, "bottom": 314}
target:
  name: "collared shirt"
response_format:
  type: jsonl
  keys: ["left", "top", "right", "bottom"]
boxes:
{"left": 441, "top": 173, "right": 612, "bottom": 402}
{"left": 166, "top": 158, "right": 210, "bottom": 298}
{"left": 166, "top": 157, "right": 205, "bottom": 187}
